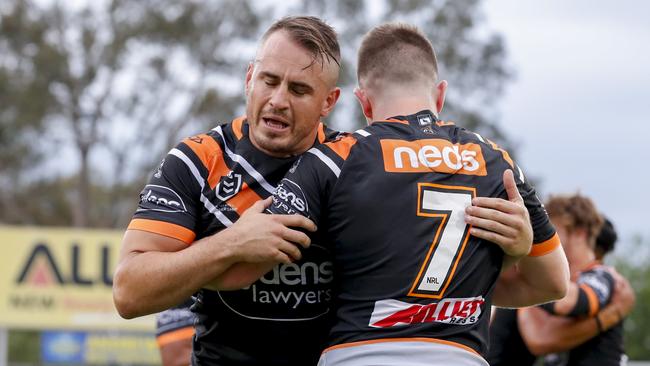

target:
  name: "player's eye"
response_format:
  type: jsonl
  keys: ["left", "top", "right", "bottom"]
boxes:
{"left": 291, "top": 86, "right": 310, "bottom": 95}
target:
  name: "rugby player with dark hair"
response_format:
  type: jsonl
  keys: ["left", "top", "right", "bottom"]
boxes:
{"left": 255, "top": 23, "right": 570, "bottom": 365}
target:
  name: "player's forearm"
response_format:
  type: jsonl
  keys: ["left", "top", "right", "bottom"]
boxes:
{"left": 515, "top": 248, "right": 569, "bottom": 304}
{"left": 518, "top": 307, "right": 599, "bottom": 355}
{"left": 493, "top": 267, "right": 551, "bottom": 308}
{"left": 493, "top": 248, "right": 569, "bottom": 307}
{"left": 113, "top": 234, "right": 239, "bottom": 318}
{"left": 204, "top": 261, "right": 277, "bottom": 291}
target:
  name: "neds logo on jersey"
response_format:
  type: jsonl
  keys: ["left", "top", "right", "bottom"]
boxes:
{"left": 380, "top": 139, "right": 487, "bottom": 175}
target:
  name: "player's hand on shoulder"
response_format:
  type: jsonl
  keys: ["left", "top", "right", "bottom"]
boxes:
{"left": 225, "top": 197, "right": 317, "bottom": 264}
{"left": 464, "top": 169, "right": 533, "bottom": 258}
{"left": 608, "top": 268, "right": 636, "bottom": 317}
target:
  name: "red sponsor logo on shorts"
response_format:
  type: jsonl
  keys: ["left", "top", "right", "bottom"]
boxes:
{"left": 369, "top": 296, "right": 485, "bottom": 328}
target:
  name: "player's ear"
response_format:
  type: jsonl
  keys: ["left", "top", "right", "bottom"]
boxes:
{"left": 354, "top": 87, "right": 373, "bottom": 122}
{"left": 245, "top": 62, "right": 254, "bottom": 95}
{"left": 320, "top": 87, "right": 341, "bottom": 118}
{"left": 434, "top": 79, "right": 447, "bottom": 115}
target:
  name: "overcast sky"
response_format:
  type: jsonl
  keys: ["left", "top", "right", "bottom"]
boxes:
{"left": 482, "top": 0, "right": 650, "bottom": 247}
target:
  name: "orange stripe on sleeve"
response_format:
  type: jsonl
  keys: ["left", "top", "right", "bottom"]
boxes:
{"left": 128, "top": 219, "right": 196, "bottom": 244}
{"left": 232, "top": 116, "right": 245, "bottom": 140}
{"left": 156, "top": 327, "right": 195, "bottom": 347}
{"left": 580, "top": 283, "right": 600, "bottom": 317}
{"left": 226, "top": 183, "right": 263, "bottom": 215}
{"left": 528, "top": 233, "right": 561, "bottom": 257}
{"left": 322, "top": 337, "right": 480, "bottom": 357}
{"left": 324, "top": 135, "right": 357, "bottom": 160}
{"left": 183, "top": 134, "right": 230, "bottom": 189}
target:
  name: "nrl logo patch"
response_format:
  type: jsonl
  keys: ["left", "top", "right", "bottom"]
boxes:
{"left": 417, "top": 113, "right": 433, "bottom": 126}
{"left": 215, "top": 171, "right": 243, "bottom": 201}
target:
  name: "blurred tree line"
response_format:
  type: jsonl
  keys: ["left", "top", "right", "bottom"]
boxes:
{"left": 612, "top": 236, "right": 650, "bottom": 360}
{"left": 0, "top": 0, "right": 511, "bottom": 229}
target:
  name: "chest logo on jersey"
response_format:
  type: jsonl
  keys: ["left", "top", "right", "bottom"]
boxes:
{"left": 215, "top": 171, "right": 243, "bottom": 201}
{"left": 272, "top": 178, "right": 308, "bottom": 216}
{"left": 218, "top": 244, "right": 333, "bottom": 321}
{"left": 380, "top": 139, "right": 487, "bottom": 176}
{"left": 369, "top": 296, "right": 484, "bottom": 328}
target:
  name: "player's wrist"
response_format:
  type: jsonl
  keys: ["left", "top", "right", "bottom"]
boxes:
{"left": 208, "top": 228, "right": 246, "bottom": 264}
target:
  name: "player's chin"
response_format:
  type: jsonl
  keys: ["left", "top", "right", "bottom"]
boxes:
{"left": 257, "top": 135, "right": 295, "bottom": 156}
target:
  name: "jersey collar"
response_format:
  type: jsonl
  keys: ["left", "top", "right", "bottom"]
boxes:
{"left": 381, "top": 109, "right": 439, "bottom": 126}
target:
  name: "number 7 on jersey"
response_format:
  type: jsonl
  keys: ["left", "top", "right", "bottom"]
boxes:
{"left": 408, "top": 183, "right": 476, "bottom": 299}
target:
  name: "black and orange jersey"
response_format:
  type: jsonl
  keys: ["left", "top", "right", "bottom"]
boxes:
{"left": 268, "top": 110, "right": 560, "bottom": 357}
{"left": 543, "top": 263, "right": 624, "bottom": 366}
{"left": 128, "top": 117, "right": 340, "bottom": 366}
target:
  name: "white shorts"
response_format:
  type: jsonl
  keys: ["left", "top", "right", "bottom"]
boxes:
{"left": 318, "top": 338, "right": 489, "bottom": 366}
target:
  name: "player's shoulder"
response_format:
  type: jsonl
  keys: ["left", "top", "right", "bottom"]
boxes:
{"left": 316, "top": 131, "right": 360, "bottom": 160}
{"left": 579, "top": 263, "right": 615, "bottom": 288}
{"left": 581, "top": 263, "right": 615, "bottom": 278}
{"left": 443, "top": 124, "right": 517, "bottom": 170}
{"left": 173, "top": 117, "right": 244, "bottom": 165}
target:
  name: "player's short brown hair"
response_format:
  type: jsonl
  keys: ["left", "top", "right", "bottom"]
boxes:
{"left": 262, "top": 16, "right": 341, "bottom": 68}
{"left": 545, "top": 194, "right": 604, "bottom": 247}
{"left": 357, "top": 23, "right": 438, "bottom": 87}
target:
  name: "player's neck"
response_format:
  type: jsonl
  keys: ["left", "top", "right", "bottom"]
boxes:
{"left": 370, "top": 95, "right": 438, "bottom": 122}
{"left": 573, "top": 251, "right": 597, "bottom": 274}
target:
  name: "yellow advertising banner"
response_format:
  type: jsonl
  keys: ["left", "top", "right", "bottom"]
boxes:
{"left": 0, "top": 225, "right": 155, "bottom": 331}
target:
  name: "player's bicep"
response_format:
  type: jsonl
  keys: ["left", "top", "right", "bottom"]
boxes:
{"left": 130, "top": 145, "right": 203, "bottom": 240}
{"left": 120, "top": 229, "right": 188, "bottom": 261}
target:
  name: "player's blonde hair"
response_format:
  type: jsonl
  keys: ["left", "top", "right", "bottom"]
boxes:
{"left": 545, "top": 194, "right": 604, "bottom": 248}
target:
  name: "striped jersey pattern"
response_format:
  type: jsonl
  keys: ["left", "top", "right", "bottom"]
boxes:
{"left": 128, "top": 116, "right": 340, "bottom": 365}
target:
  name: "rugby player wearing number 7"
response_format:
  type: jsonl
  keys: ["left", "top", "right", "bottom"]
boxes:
{"left": 263, "top": 23, "right": 569, "bottom": 366}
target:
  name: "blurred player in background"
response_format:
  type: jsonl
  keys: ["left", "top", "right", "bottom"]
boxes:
{"left": 488, "top": 198, "right": 635, "bottom": 366}
{"left": 156, "top": 299, "right": 196, "bottom": 366}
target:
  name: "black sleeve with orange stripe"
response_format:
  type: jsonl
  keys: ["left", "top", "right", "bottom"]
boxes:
{"left": 515, "top": 169, "right": 560, "bottom": 257}
{"left": 479, "top": 135, "right": 559, "bottom": 257}
{"left": 572, "top": 269, "right": 615, "bottom": 318}
{"left": 540, "top": 269, "right": 614, "bottom": 317}
{"left": 128, "top": 141, "right": 202, "bottom": 244}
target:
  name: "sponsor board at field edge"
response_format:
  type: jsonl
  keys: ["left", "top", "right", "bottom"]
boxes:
{"left": 0, "top": 226, "right": 154, "bottom": 331}
{"left": 41, "top": 331, "right": 159, "bottom": 364}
